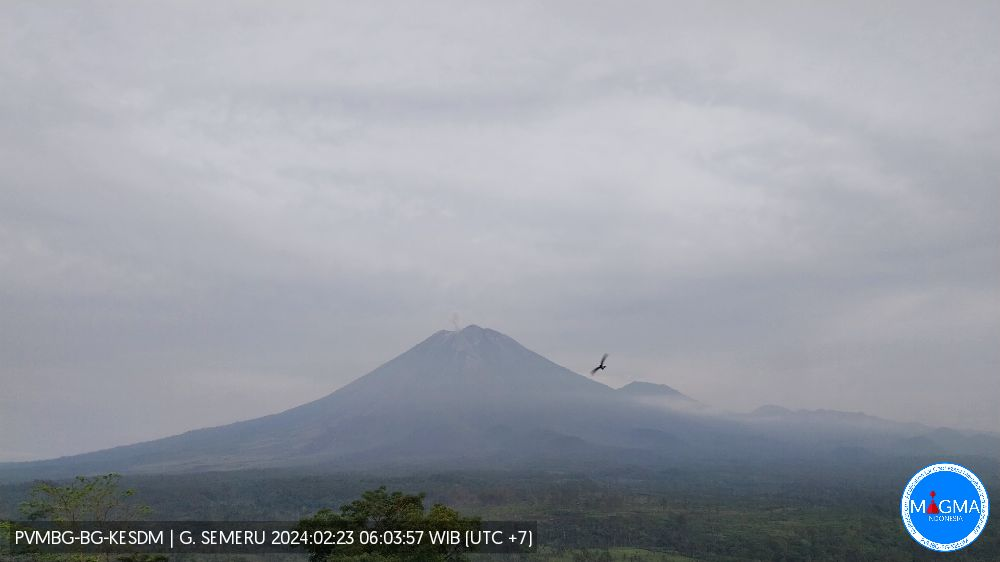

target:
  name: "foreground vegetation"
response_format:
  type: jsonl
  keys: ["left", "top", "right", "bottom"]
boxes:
{"left": 2, "top": 456, "right": 997, "bottom": 561}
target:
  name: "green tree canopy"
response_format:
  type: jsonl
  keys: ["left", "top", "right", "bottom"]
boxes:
{"left": 20, "top": 473, "right": 149, "bottom": 523}
{"left": 298, "top": 486, "right": 478, "bottom": 562}
{"left": 9, "top": 474, "right": 158, "bottom": 562}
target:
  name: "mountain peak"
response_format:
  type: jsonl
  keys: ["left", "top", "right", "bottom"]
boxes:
{"left": 619, "top": 381, "right": 684, "bottom": 397}
{"left": 452, "top": 324, "right": 498, "bottom": 339}
{"left": 617, "top": 381, "right": 701, "bottom": 408}
{"left": 753, "top": 404, "right": 792, "bottom": 416}
{"left": 330, "top": 325, "right": 613, "bottom": 408}
{"left": 425, "top": 325, "right": 516, "bottom": 351}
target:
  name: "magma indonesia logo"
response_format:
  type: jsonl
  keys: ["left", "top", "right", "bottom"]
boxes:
{"left": 901, "top": 463, "right": 989, "bottom": 552}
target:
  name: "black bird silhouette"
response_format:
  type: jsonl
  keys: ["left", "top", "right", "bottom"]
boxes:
{"left": 590, "top": 353, "right": 609, "bottom": 375}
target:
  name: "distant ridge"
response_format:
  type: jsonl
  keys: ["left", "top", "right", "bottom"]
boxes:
{"left": 751, "top": 405, "right": 918, "bottom": 428}
{"left": 617, "top": 381, "right": 700, "bottom": 406}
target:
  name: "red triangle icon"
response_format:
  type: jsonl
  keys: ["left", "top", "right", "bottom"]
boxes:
{"left": 927, "top": 491, "right": 940, "bottom": 514}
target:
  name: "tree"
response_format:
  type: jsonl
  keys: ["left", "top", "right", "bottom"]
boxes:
{"left": 298, "top": 486, "right": 479, "bottom": 562}
{"left": 20, "top": 474, "right": 150, "bottom": 523}
{"left": 14, "top": 474, "right": 159, "bottom": 562}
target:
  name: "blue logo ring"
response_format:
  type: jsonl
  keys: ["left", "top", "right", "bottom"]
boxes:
{"left": 901, "top": 463, "right": 989, "bottom": 552}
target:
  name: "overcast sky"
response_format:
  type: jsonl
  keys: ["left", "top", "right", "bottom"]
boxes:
{"left": 1, "top": 1, "right": 998, "bottom": 462}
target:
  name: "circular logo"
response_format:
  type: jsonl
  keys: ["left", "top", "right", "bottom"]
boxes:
{"left": 901, "top": 463, "right": 989, "bottom": 552}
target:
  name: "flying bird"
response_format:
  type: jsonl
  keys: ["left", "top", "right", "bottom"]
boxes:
{"left": 590, "top": 353, "right": 609, "bottom": 375}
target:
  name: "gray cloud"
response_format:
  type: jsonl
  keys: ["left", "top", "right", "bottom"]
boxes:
{"left": 1, "top": 1, "right": 998, "bottom": 461}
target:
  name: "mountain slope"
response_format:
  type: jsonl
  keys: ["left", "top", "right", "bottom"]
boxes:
{"left": 0, "top": 326, "right": 709, "bottom": 479}
{"left": 1, "top": 325, "right": 997, "bottom": 482}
